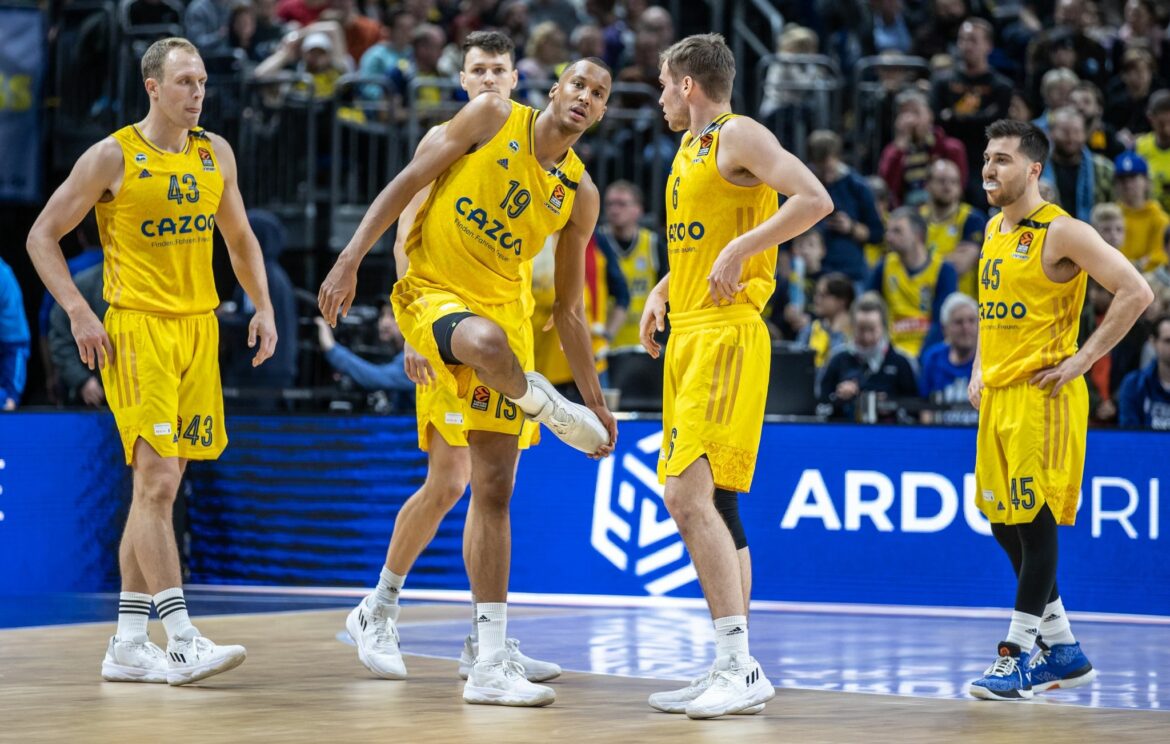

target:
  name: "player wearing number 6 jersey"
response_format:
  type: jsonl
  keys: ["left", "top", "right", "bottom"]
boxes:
{"left": 26, "top": 37, "right": 277, "bottom": 685}
{"left": 968, "top": 120, "right": 1152, "bottom": 701}
{"left": 318, "top": 58, "right": 618, "bottom": 707}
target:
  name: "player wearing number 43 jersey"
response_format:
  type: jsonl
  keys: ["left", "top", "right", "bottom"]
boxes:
{"left": 319, "top": 57, "right": 618, "bottom": 707}
{"left": 968, "top": 120, "right": 1153, "bottom": 701}
{"left": 27, "top": 37, "right": 278, "bottom": 685}
{"left": 640, "top": 34, "right": 832, "bottom": 720}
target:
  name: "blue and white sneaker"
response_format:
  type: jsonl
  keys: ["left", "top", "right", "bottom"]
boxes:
{"left": 969, "top": 643, "right": 1033, "bottom": 701}
{"left": 1029, "top": 640, "right": 1098, "bottom": 692}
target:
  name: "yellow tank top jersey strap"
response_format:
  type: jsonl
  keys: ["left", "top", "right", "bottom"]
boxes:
{"left": 605, "top": 226, "right": 660, "bottom": 347}
{"left": 978, "top": 202, "right": 1087, "bottom": 387}
{"left": 97, "top": 125, "right": 224, "bottom": 315}
{"left": 883, "top": 250, "right": 944, "bottom": 358}
{"left": 666, "top": 113, "right": 779, "bottom": 321}
{"left": 402, "top": 100, "right": 585, "bottom": 311}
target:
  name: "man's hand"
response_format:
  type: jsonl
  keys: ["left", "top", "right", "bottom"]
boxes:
{"left": 639, "top": 288, "right": 667, "bottom": 358}
{"left": 69, "top": 305, "right": 114, "bottom": 370}
{"left": 314, "top": 317, "right": 336, "bottom": 352}
{"left": 318, "top": 256, "right": 358, "bottom": 327}
{"left": 825, "top": 211, "right": 854, "bottom": 235}
{"left": 80, "top": 377, "right": 105, "bottom": 407}
{"left": 1030, "top": 353, "right": 1090, "bottom": 398}
{"left": 968, "top": 366, "right": 983, "bottom": 408}
{"left": 587, "top": 401, "right": 617, "bottom": 460}
{"left": 708, "top": 241, "right": 746, "bottom": 303}
{"left": 403, "top": 341, "right": 435, "bottom": 385}
{"left": 835, "top": 379, "right": 860, "bottom": 401}
{"left": 248, "top": 308, "right": 278, "bottom": 367}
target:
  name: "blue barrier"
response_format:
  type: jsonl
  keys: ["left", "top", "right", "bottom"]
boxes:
{"left": 1, "top": 413, "right": 1166, "bottom": 616}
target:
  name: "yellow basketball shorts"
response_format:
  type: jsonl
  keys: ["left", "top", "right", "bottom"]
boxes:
{"left": 975, "top": 377, "right": 1088, "bottom": 525}
{"left": 658, "top": 306, "right": 770, "bottom": 493}
{"left": 101, "top": 308, "right": 227, "bottom": 465}
{"left": 392, "top": 280, "right": 539, "bottom": 450}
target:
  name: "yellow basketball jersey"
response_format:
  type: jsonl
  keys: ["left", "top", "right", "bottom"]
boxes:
{"left": 922, "top": 202, "right": 982, "bottom": 298}
{"left": 404, "top": 101, "right": 585, "bottom": 310}
{"left": 882, "top": 250, "right": 944, "bottom": 358}
{"left": 666, "top": 113, "right": 778, "bottom": 315}
{"left": 96, "top": 125, "right": 223, "bottom": 315}
{"left": 979, "top": 202, "right": 1086, "bottom": 387}
{"left": 604, "top": 226, "right": 660, "bottom": 347}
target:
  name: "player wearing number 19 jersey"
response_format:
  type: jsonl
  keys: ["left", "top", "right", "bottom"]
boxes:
{"left": 26, "top": 37, "right": 277, "bottom": 687}
{"left": 968, "top": 120, "right": 1152, "bottom": 701}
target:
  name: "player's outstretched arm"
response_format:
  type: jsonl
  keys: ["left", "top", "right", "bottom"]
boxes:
{"left": 26, "top": 139, "right": 122, "bottom": 370}
{"left": 707, "top": 118, "right": 834, "bottom": 302}
{"left": 318, "top": 94, "right": 512, "bottom": 325}
{"left": 553, "top": 172, "right": 616, "bottom": 457}
{"left": 1031, "top": 216, "right": 1154, "bottom": 396}
{"left": 210, "top": 133, "right": 277, "bottom": 367}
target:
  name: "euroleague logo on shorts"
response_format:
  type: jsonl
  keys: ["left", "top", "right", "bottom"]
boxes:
{"left": 546, "top": 184, "right": 566, "bottom": 213}
{"left": 470, "top": 385, "right": 491, "bottom": 411}
{"left": 591, "top": 429, "right": 698, "bottom": 596}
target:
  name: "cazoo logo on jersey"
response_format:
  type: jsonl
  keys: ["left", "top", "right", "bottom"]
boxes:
{"left": 591, "top": 429, "right": 698, "bottom": 595}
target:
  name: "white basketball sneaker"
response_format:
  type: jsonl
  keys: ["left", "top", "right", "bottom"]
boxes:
{"left": 463, "top": 648, "right": 556, "bottom": 707}
{"left": 684, "top": 653, "right": 775, "bottom": 719}
{"left": 458, "top": 636, "right": 561, "bottom": 682}
{"left": 519, "top": 372, "right": 608, "bottom": 454}
{"left": 101, "top": 635, "right": 167, "bottom": 683}
{"left": 345, "top": 595, "right": 407, "bottom": 679}
{"left": 649, "top": 667, "right": 765, "bottom": 715}
{"left": 165, "top": 635, "right": 247, "bottom": 686}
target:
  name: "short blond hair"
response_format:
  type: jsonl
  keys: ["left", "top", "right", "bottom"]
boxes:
{"left": 141, "top": 37, "right": 200, "bottom": 82}
{"left": 1090, "top": 202, "right": 1123, "bottom": 228}
{"left": 661, "top": 33, "right": 735, "bottom": 103}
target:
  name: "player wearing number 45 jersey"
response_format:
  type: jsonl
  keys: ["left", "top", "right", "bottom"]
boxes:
{"left": 640, "top": 34, "right": 832, "bottom": 720}
{"left": 319, "top": 57, "right": 618, "bottom": 707}
{"left": 968, "top": 120, "right": 1153, "bottom": 701}
{"left": 27, "top": 38, "right": 277, "bottom": 685}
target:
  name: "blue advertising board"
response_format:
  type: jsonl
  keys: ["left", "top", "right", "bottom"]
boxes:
{"left": 1, "top": 413, "right": 1166, "bottom": 617}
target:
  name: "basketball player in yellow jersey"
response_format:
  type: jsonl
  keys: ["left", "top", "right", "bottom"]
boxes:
{"left": 641, "top": 34, "right": 832, "bottom": 719}
{"left": 967, "top": 120, "right": 1152, "bottom": 701}
{"left": 340, "top": 30, "right": 559, "bottom": 686}
{"left": 319, "top": 59, "right": 617, "bottom": 707}
{"left": 26, "top": 38, "right": 277, "bottom": 685}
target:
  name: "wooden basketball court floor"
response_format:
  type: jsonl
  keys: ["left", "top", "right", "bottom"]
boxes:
{"left": 1, "top": 594, "right": 1167, "bottom": 743}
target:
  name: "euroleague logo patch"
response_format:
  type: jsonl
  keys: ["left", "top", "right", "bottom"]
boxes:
{"left": 1013, "top": 230, "right": 1033, "bottom": 259}
{"left": 547, "top": 183, "right": 566, "bottom": 213}
{"left": 198, "top": 147, "right": 215, "bottom": 172}
{"left": 696, "top": 132, "right": 714, "bottom": 157}
{"left": 470, "top": 385, "right": 491, "bottom": 411}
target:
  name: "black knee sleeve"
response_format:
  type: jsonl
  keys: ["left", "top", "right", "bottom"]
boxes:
{"left": 714, "top": 488, "right": 748, "bottom": 549}
{"left": 432, "top": 311, "right": 477, "bottom": 365}
{"left": 1013, "top": 504, "right": 1060, "bottom": 617}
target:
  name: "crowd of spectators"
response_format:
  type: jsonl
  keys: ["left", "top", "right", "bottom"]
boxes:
{"left": 16, "top": 0, "right": 1170, "bottom": 432}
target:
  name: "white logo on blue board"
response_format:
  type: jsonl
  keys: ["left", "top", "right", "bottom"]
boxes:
{"left": 591, "top": 430, "right": 698, "bottom": 595}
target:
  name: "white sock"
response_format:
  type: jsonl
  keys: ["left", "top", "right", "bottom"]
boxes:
{"left": 1005, "top": 610, "right": 1042, "bottom": 654}
{"left": 475, "top": 602, "right": 507, "bottom": 659}
{"left": 116, "top": 591, "right": 152, "bottom": 641}
{"left": 373, "top": 566, "right": 405, "bottom": 608}
{"left": 153, "top": 587, "right": 198, "bottom": 642}
{"left": 1039, "top": 597, "right": 1076, "bottom": 646}
{"left": 469, "top": 593, "right": 479, "bottom": 643}
{"left": 509, "top": 380, "right": 549, "bottom": 416}
{"left": 714, "top": 615, "right": 749, "bottom": 661}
